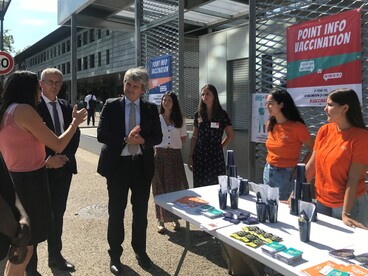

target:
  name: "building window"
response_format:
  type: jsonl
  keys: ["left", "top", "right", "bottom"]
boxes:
{"left": 106, "top": 49, "right": 110, "bottom": 65}
{"left": 58, "top": 44, "right": 61, "bottom": 55}
{"left": 67, "top": 62, "right": 70, "bottom": 74}
{"left": 77, "top": 35, "right": 82, "bottom": 47}
{"left": 97, "top": 29, "right": 101, "bottom": 39}
{"left": 66, "top": 40, "right": 70, "bottom": 52}
{"left": 83, "top": 56, "right": 88, "bottom": 70}
{"left": 89, "top": 29, "right": 95, "bottom": 42}
{"left": 90, "top": 54, "right": 95, "bottom": 68}
{"left": 62, "top": 42, "right": 65, "bottom": 54}
{"left": 62, "top": 63, "right": 65, "bottom": 74}
{"left": 98, "top": 52, "right": 101, "bottom": 66}
{"left": 106, "top": 30, "right": 110, "bottom": 36}
{"left": 77, "top": 59, "right": 81, "bottom": 71}
{"left": 83, "top": 32, "right": 88, "bottom": 45}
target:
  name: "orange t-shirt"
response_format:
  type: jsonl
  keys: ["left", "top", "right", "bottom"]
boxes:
{"left": 266, "top": 121, "right": 311, "bottom": 168}
{"left": 314, "top": 123, "right": 368, "bottom": 207}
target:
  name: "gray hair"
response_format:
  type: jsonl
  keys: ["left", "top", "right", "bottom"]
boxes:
{"left": 41, "top": 68, "right": 63, "bottom": 80}
{"left": 123, "top": 66, "right": 149, "bottom": 92}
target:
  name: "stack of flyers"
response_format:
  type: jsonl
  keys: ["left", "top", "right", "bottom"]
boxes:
{"left": 203, "top": 208, "right": 224, "bottom": 219}
{"left": 261, "top": 242, "right": 287, "bottom": 258}
{"left": 275, "top": 247, "right": 303, "bottom": 265}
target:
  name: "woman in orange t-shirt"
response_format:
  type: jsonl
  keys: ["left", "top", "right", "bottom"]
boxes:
{"left": 306, "top": 88, "right": 368, "bottom": 229}
{"left": 264, "top": 89, "right": 314, "bottom": 200}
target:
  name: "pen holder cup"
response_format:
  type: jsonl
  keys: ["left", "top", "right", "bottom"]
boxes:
{"left": 229, "top": 191, "right": 239, "bottom": 209}
{"left": 299, "top": 220, "right": 311, "bottom": 242}
{"left": 239, "top": 179, "right": 249, "bottom": 196}
{"left": 290, "top": 198, "right": 299, "bottom": 216}
{"left": 226, "top": 150, "right": 234, "bottom": 166}
{"left": 268, "top": 203, "right": 278, "bottom": 223}
{"left": 227, "top": 165, "right": 237, "bottom": 178}
{"left": 218, "top": 192, "right": 227, "bottom": 210}
{"left": 256, "top": 202, "right": 268, "bottom": 223}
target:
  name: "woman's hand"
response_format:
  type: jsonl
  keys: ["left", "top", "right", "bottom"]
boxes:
{"left": 72, "top": 105, "right": 88, "bottom": 126}
{"left": 188, "top": 156, "right": 193, "bottom": 171}
{"left": 342, "top": 213, "right": 368, "bottom": 230}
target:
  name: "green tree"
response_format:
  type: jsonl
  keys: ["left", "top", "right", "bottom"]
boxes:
{"left": 2, "top": 29, "right": 14, "bottom": 53}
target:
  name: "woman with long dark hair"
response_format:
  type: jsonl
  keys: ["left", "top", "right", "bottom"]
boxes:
{"left": 0, "top": 70, "right": 86, "bottom": 275}
{"left": 152, "top": 92, "right": 188, "bottom": 233}
{"left": 188, "top": 84, "right": 234, "bottom": 187}
{"left": 264, "top": 88, "right": 314, "bottom": 200}
{"left": 306, "top": 88, "right": 368, "bottom": 229}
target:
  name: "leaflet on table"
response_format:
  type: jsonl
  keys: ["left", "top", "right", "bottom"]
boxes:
{"left": 173, "top": 196, "right": 209, "bottom": 208}
{"left": 200, "top": 218, "right": 233, "bottom": 232}
{"left": 301, "top": 260, "right": 368, "bottom": 276}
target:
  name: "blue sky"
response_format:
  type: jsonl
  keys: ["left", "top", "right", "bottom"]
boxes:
{"left": 5, "top": 0, "right": 59, "bottom": 55}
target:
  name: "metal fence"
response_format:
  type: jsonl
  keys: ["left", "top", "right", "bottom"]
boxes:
{"left": 136, "top": 0, "right": 200, "bottom": 119}
{"left": 250, "top": 0, "right": 368, "bottom": 181}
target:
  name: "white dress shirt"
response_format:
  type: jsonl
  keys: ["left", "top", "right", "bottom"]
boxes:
{"left": 41, "top": 94, "right": 65, "bottom": 133}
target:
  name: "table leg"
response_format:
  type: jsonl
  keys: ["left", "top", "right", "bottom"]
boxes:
{"left": 174, "top": 221, "right": 191, "bottom": 276}
{"left": 219, "top": 240, "right": 232, "bottom": 275}
{"left": 185, "top": 221, "right": 191, "bottom": 248}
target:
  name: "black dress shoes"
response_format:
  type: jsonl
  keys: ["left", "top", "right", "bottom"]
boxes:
{"left": 135, "top": 252, "right": 153, "bottom": 269}
{"left": 110, "top": 261, "right": 122, "bottom": 275}
{"left": 48, "top": 255, "right": 75, "bottom": 271}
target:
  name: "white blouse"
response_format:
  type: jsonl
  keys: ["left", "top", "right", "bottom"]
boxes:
{"left": 156, "top": 114, "right": 187, "bottom": 149}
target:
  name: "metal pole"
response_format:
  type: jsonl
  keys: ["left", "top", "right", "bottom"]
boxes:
{"left": 71, "top": 14, "right": 77, "bottom": 106}
{"left": 135, "top": 0, "right": 142, "bottom": 66}
{"left": 1, "top": 16, "right": 3, "bottom": 51}
{"left": 248, "top": 0, "right": 257, "bottom": 181}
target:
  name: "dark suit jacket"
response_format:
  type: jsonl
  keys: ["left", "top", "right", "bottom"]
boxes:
{"left": 97, "top": 97, "right": 162, "bottom": 181}
{"left": 36, "top": 98, "right": 81, "bottom": 174}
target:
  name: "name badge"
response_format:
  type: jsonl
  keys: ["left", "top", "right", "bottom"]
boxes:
{"left": 211, "top": 122, "right": 220, "bottom": 129}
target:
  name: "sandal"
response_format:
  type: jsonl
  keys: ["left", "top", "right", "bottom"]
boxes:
{"left": 157, "top": 221, "right": 165, "bottom": 234}
{"left": 173, "top": 219, "right": 180, "bottom": 231}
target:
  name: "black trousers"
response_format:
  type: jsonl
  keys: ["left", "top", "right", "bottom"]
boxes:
{"left": 107, "top": 156, "right": 151, "bottom": 261}
{"left": 27, "top": 167, "right": 72, "bottom": 271}
{"left": 87, "top": 108, "right": 95, "bottom": 126}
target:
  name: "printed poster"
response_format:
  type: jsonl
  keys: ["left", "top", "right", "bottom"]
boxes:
{"left": 251, "top": 93, "right": 268, "bottom": 143}
{"left": 287, "top": 9, "right": 362, "bottom": 106}
{"left": 148, "top": 55, "right": 172, "bottom": 104}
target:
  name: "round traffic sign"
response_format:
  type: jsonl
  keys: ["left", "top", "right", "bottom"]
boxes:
{"left": 0, "top": 51, "right": 14, "bottom": 75}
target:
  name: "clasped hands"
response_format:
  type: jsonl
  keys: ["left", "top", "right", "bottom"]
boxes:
{"left": 46, "top": 154, "right": 69, "bottom": 169}
{"left": 125, "top": 125, "right": 144, "bottom": 145}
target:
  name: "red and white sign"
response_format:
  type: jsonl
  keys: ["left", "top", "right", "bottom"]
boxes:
{"left": 287, "top": 9, "right": 362, "bottom": 106}
{"left": 0, "top": 51, "right": 14, "bottom": 75}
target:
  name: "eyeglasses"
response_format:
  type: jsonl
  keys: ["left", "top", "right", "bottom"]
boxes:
{"left": 42, "top": 79, "right": 63, "bottom": 87}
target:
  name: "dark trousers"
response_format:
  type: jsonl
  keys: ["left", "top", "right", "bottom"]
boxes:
{"left": 87, "top": 108, "right": 95, "bottom": 126}
{"left": 107, "top": 156, "right": 151, "bottom": 261}
{"left": 27, "top": 167, "right": 72, "bottom": 271}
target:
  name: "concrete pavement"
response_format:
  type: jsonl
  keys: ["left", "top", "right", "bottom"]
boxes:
{"left": 0, "top": 114, "right": 229, "bottom": 276}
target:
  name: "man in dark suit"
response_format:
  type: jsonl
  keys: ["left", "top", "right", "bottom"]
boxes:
{"left": 26, "top": 68, "right": 80, "bottom": 276}
{"left": 97, "top": 67, "right": 162, "bottom": 275}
